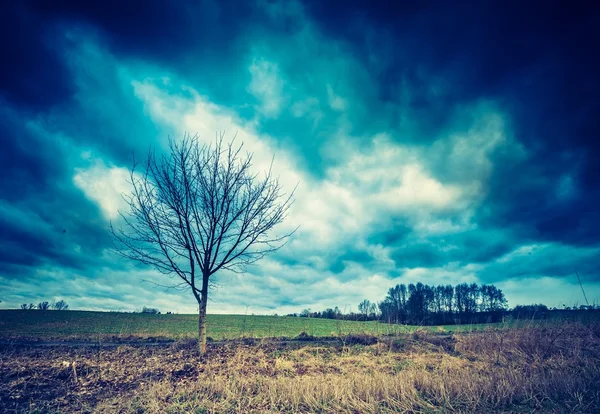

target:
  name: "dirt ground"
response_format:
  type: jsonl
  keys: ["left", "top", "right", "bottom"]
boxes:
{"left": 2, "top": 338, "right": 357, "bottom": 413}
{"left": 1, "top": 326, "right": 599, "bottom": 413}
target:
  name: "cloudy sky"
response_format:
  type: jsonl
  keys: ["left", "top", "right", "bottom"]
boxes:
{"left": 1, "top": 0, "right": 599, "bottom": 314}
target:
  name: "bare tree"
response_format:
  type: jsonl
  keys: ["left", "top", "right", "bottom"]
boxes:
{"left": 37, "top": 301, "right": 50, "bottom": 310}
{"left": 53, "top": 300, "right": 69, "bottom": 311}
{"left": 368, "top": 302, "right": 378, "bottom": 319}
{"left": 358, "top": 299, "right": 371, "bottom": 320}
{"left": 110, "top": 134, "right": 295, "bottom": 354}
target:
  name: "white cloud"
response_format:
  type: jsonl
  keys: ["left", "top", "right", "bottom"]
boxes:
{"left": 429, "top": 103, "right": 525, "bottom": 187}
{"left": 326, "top": 84, "right": 347, "bottom": 111}
{"left": 0, "top": 266, "right": 198, "bottom": 313}
{"left": 116, "top": 64, "right": 560, "bottom": 314}
{"left": 320, "top": 133, "right": 480, "bottom": 238}
{"left": 129, "top": 79, "right": 514, "bottom": 268}
{"left": 61, "top": 66, "right": 533, "bottom": 315}
{"left": 73, "top": 159, "right": 132, "bottom": 220}
{"left": 3, "top": 7, "right": 596, "bottom": 318}
{"left": 496, "top": 244, "right": 541, "bottom": 264}
{"left": 131, "top": 79, "right": 358, "bottom": 251}
{"left": 247, "top": 58, "right": 285, "bottom": 118}
{"left": 291, "top": 97, "right": 320, "bottom": 117}
{"left": 397, "top": 264, "right": 481, "bottom": 287}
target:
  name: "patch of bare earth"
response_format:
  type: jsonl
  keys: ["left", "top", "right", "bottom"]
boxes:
{"left": 1, "top": 323, "right": 599, "bottom": 413}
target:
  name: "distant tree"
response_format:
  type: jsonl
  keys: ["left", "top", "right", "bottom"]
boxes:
{"left": 407, "top": 283, "right": 433, "bottom": 324}
{"left": 300, "top": 308, "right": 311, "bottom": 317}
{"left": 465, "top": 283, "right": 480, "bottom": 316}
{"left": 28, "top": 303, "right": 35, "bottom": 310}
{"left": 20, "top": 303, "right": 29, "bottom": 310}
{"left": 379, "top": 284, "right": 409, "bottom": 323}
{"left": 433, "top": 285, "right": 444, "bottom": 315}
{"left": 301, "top": 281, "right": 510, "bottom": 326}
{"left": 358, "top": 299, "right": 371, "bottom": 320}
{"left": 322, "top": 308, "right": 336, "bottom": 319}
{"left": 454, "top": 283, "right": 468, "bottom": 321}
{"left": 53, "top": 300, "right": 69, "bottom": 311}
{"left": 480, "top": 285, "right": 507, "bottom": 312}
{"left": 376, "top": 281, "right": 510, "bottom": 325}
{"left": 37, "top": 301, "right": 50, "bottom": 310}
{"left": 443, "top": 285, "right": 454, "bottom": 315}
{"left": 366, "top": 302, "right": 378, "bottom": 320}
{"left": 110, "top": 135, "right": 296, "bottom": 355}
{"left": 141, "top": 307, "right": 160, "bottom": 314}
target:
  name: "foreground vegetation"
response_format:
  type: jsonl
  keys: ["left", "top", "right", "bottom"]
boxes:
{"left": 1, "top": 321, "right": 598, "bottom": 413}
{"left": 0, "top": 310, "right": 501, "bottom": 341}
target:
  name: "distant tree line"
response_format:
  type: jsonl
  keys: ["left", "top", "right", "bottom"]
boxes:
{"left": 378, "top": 282, "right": 508, "bottom": 325}
{"left": 20, "top": 300, "right": 69, "bottom": 311}
{"left": 289, "top": 281, "right": 599, "bottom": 326}
{"left": 289, "top": 282, "right": 509, "bottom": 325}
{"left": 511, "top": 303, "right": 600, "bottom": 319}
{"left": 15, "top": 303, "right": 174, "bottom": 314}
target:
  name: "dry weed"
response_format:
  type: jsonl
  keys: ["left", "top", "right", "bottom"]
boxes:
{"left": 1, "top": 321, "right": 598, "bottom": 413}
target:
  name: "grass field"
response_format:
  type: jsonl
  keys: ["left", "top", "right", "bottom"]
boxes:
{"left": 1, "top": 320, "right": 599, "bottom": 413}
{"left": 0, "top": 310, "right": 501, "bottom": 341}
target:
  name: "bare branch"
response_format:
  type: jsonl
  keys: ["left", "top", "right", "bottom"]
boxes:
{"left": 109, "top": 133, "right": 297, "bottom": 321}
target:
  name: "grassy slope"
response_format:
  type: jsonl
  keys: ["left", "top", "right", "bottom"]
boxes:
{"left": 0, "top": 310, "right": 497, "bottom": 340}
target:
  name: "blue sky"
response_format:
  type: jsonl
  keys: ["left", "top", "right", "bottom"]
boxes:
{"left": 1, "top": 0, "right": 599, "bottom": 314}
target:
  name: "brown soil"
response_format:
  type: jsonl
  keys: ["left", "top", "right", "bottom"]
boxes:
{"left": 1, "top": 326, "right": 598, "bottom": 413}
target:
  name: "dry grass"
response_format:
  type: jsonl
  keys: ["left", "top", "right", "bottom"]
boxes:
{"left": 1, "top": 321, "right": 599, "bottom": 413}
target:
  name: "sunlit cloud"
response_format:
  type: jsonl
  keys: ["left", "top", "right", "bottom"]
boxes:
{"left": 1, "top": 0, "right": 598, "bottom": 312}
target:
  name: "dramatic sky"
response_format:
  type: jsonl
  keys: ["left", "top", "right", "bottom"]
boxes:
{"left": 1, "top": 0, "right": 599, "bottom": 314}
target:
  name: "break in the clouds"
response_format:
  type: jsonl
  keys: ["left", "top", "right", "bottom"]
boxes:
{"left": 1, "top": 0, "right": 599, "bottom": 313}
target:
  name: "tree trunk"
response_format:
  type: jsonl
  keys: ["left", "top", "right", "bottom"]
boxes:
{"left": 198, "top": 283, "right": 209, "bottom": 355}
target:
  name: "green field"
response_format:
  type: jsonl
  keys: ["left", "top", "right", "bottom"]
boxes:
{"left": 0, "top": 310, "right": 501, "bottom": 340}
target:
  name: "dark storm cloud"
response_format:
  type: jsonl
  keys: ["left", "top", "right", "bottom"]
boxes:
{"left": 0, "top": 3, "right": 73, "bottom": 110}
{"left": 0, "top": 105, "right": 109, "bottom": 278}
{"left": 478, "top": 243, "right": 600, "bottom": 284}
{"left": 329, "top": 250, "right": 375, "bottom": 274}
{"left": 1, "top": 0, "right": 276, "bottom": 113}
{"left": 0, "top": 1, "right": 225, "bottom": 279}
{"left": 303, "top": 0, "right": 600, "bottom": 247}
{"left": 29, "top": 0, "right": 253, "bottom": 61}
{"left": 379, "top": 228, "right": 513, "bottom": 270}
{"left": 0, "top": 106, "right": 64, "bottom": 201}
{"left": 1, "top": 0, "right": 287, "bottom": 165}
{"left": 1, "top": 0, "right": 599, "bottom": 310}
{"left": 0, "top": 189, "right": 109, "bottom": 280}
